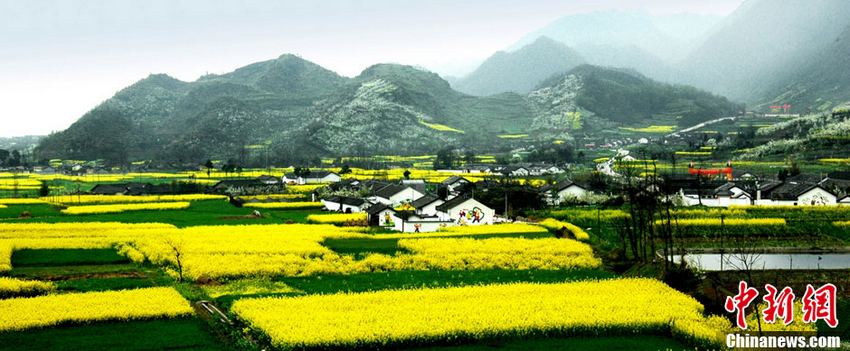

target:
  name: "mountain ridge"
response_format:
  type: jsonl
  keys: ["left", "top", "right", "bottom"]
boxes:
{"left": 36, "top": 55, "right": 740, "bottom": 165}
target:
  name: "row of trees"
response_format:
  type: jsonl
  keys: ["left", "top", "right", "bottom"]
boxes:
{"left": 0, "top": 149, "right": 25, "bottom": 167}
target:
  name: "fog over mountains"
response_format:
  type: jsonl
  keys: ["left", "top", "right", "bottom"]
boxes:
{"left": 454, "top": 0, "right": 850, "bottom": 112}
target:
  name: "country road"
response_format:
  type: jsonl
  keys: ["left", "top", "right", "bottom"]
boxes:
{"left": 666, "top": 116, "right": 739, "bottom": 138}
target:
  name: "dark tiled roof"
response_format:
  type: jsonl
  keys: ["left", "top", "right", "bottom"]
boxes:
{"left": 713, "top": 182, "right": 738, "bottom": 196}
{"left": 768, "top": 182, "right": 831, "bottom": 201}
{"left": 366, "top": 203, "right": 393, "bottom": 215}
{"left": 758, "top": 181, "right": 784, "bottom": 197}
{"left": 338, "top": 196, "right": 367, "bottom": 206}
{"left": 363, "top": 180, "right": 391, "bottom": 190}
{"left": 284, "top": 171, "right": 338, "bottom": 179}
{"left": 374, "top": 184, "right": 408, "bottom": 198}
{"left": 436, "top": 195, "right": 477, "bottom": 212}
{"left": 441, "top": 176, "right": 469, "bottom": 185}
{"left": 785, "top": 173, "right": 824, "bottom": 184}
{"left": 411, "top": 195, "right": 440, "bottom": 209}
{"left": 540, "top": 180, "right": 585, "bottom": 194}
{"left": 306, "top": 171, "right": 338, "bottom": 178}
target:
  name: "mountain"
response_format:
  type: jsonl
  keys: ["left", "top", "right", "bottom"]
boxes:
{"left": 286, "top": 64, "right": 537, "bottom": 155}
{"left": 452, "top": 37, "right": 585, "bottom": 96}
{"left": 197, "top": 54, "right": 347, "bottom": 99}
{"left": 36, "top": 56, "right": 739, "bottom": 165}
{"left": 527, "top": 65, "right": 742, "bottom": 138}
{"left": 572, "top": 44, "right": 676, "bottom": 83}
{"left": 0, "top": 135, "right": 43, "bottom": 151}
{"left": 509, "top": 11, "right": 720, "bottom": 81}
{"left": 756, "top": 24, "right": 850, "bottom": 113}
{"left": 734, "top": 109, "right": 850, "bottom": 161}
{"left": 37, "top": 55, "right": 347, "bottom": 163}
{"left": 678, "top": 0, "right": 850, "bottom": 104}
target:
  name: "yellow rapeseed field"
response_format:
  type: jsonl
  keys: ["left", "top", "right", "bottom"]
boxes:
{"left": 286, "top": 185, "right": 325, "bottom": 194}
{"left": 242, "top": 202, "right": 323, "bottom": 209}
{"left": 0, "top": 222, "right": 176, "bottom": 272}
{"left": 435, "top": 223, "right": 548, "bottom": 235}
{"left": 42, "top": 194, "right": 225, "bottom": 205}
{"left": 306, "top": 213, "right": 367, "bottom": 224}
{"left": 239, "top": 194, "right": 305, "bottom": 201}
{"left": 0, "top": 222, "right": 598, "bottom": 280}
{"left": 60, "top": 201, "right": 191, "bottom": 215}
{"left": 0, "top": 179, "right": 41, "bottom": 187}
{"left": 0, "top": 287, "right": 193, "bottom": 331}
{"left": 549, "top": 208, "right": 630, "bottom": 223}
{"left": 0, "top": 198, "right": 46, "bottom": 205}
{"left": 127, "top": 224, "right": 364, "bottom": 279}
{"left": 397, "top": 237, "right": 600, "bottom": 270}
{"left": 232, "top": 278, "right": 720, "bottom": 349}
{"left": 666, "top": 218, "right": 786, "bottom": 226}
{"left": 0, "top": 277, "right": 55, "bottom": 298}
{"left": 536, "top": 218, "right": 590, "bottom": 241}
{"left": 0, "top": 244, "right": 11, "bottom": 272}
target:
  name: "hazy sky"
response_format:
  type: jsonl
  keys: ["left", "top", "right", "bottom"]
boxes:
{"left": 0, "top": 0, "right": 744, "bottom": 137}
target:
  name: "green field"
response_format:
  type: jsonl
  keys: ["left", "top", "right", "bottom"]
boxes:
{"left": 8, "top": 196, "right": 840, "bottom": 350}
{"left": 0, "top": 200, "right": 320, "bottom": 227}
{"left": 0, "top": 319, "right": 223, "bottom": 351}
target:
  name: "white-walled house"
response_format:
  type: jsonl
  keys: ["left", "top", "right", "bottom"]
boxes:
{"left": 391, "top": 211, "right": 452, "bottom": 233}
{"left": 839, "top": 195, "right": 850, "bottom": 205}
{"left": 796, "top": 185, "right": 838, "bottom": 205}
{"left": 372, "top": 184, "right": 425, "bottom": 206}
{"left": 541, "top": 181, "right": 591, "bottom": 205}
{"left": 322, "top": 196, "right": 369, "bottom": 213}
{"left": 435, "top": 196, "right": 495, "bottom": 225}
{"left": 257, "top": 175, "right": 282, "bottom": 185}
{"left": 412, "top": 195, "right": 444, "bottom": 216}
{"left": 441, "top": 176, "right": 470, "bottom": 196}
{"left": 366, "top": 204, "right": 397, "bottom": 227}
{"left": 500, "top": 166, "right": 530, "bottom": 177}
{"left": 681, "top": 179, "right": 840, "bottom": 207}
{"left": 282, "top": 171, "right": 341, "bottom": 185}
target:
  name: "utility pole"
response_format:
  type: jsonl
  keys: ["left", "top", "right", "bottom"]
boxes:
{"left": 504, "top": 189, "right": 508, "bottom": 219}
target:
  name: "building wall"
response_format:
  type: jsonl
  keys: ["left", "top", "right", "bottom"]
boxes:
{"left": 340, "top": 204, "right": 363, "bottom": 213}
{"left": 798, "top": 188, "right": 837, "bottom": 205}
{"left": 388, "top": 188, "right": 425, "bottom": 206}
{"left": 446, "top": 180, "right": 468, "bottom": 194}
{"left": 398, "top": 221, "right": 447, "bottom": 233}
{"left": 438, "top": 199, "right": 494, "bottom": 225}
{"left": 374, "top": 209, "right": 396, "bottom": 227}
{"left": 418, "top": 200, "right": 445, "bottom": 216}
{"left": 302, "top": 174, "right": 341, "bottom": 184}
{"left": 557, "top": 185, "right": 589, "bottom": 203}
{"left": 322, "top": 200, "right": 341, "bottom": 211}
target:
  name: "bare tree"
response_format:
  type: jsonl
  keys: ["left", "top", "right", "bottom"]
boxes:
{"left": 164, "top": 238, "right": 185, "bottom": 283}
{"left": 724, "top": 234, "right": 764, "bottom": 334}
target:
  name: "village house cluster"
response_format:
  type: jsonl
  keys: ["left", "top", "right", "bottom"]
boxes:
{"left": 677, "top": 171, "right": 850, "bottom": 207}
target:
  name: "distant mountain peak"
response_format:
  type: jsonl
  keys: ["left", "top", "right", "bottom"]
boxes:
{"left": 453, "top": 36, "right": 585, "bottom": 96}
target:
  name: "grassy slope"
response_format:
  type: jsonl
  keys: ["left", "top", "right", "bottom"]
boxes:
{"left": 2, "top": 248, "right": 223, "bottom": 350}
{"left": 323, "top": 231, "right": 553, "bottom": 256}
{"left": 12, "top": 248, "right": 130, "bottom": 267}
{"left": 0, "top": 319, "right": 223, "bottom": 351}
{"left": 0, "top": 200, "right": 319, "bottom": 227}
{"left": 9, "top": 249, "right": 173, "bottom": 293}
